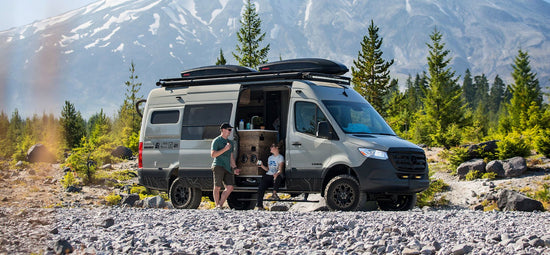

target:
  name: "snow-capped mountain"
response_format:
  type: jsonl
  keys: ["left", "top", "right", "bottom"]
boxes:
{"left": 1, "top": 0, "right": 549, "bottom": 118}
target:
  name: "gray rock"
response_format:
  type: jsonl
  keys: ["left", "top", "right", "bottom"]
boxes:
{"left": 402, "top": 247, "right": 421, "bottom": 255}
{"left": 541, "top": 235, "right": 550, "bottom": 247}
{"left": 503, "top": 157, "right": 527, "bottom": 177}
{"left": 467, "top": 140, "right": 499, "bottom": 158}
{"left": 54, "top": 239, "right": 74, "bottom": 254}
{"left": 111, "top": 146, "right": 133, "bottom": 159}
{"left": 457, "top": 158, "right": 486, "bottom": 180}
{"left": 451, "top": 243, "right": 473, "bottom": 255}
{"left": 142, "top": 196, "right": 165, "bottom": 208}
{"left": 486, "top": 160, "right": 505, "bottom": 177}
{"left": 497, "top": 189, "right": 544, "bottom": 212}
{"left": 101, "top": 164, "right": 112, "bottom": 169}
{"left": 269, "top": 205, "right": 289, "bottom": 211}
{"left": 100, "top": 218, "right": 115, "bottom": 228}
{"left": 120, "top": 194, "right": 140, "bottom": 207}
{"left": 27, "top": 143, "right": 56, "bottom": 163}
{"left": 15, "top": 161, "right": 24, "bottom": 168}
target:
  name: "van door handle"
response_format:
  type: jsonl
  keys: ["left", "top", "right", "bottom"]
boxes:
{"left": 292, "top": 142, "right": 302, "bottom": 146}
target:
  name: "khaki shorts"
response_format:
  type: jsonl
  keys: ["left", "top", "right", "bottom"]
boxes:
{"left": 212, "top": 166, "right": 235, "bottom": 187}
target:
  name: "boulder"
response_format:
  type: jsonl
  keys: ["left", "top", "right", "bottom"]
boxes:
{"left": 486, "top": 160, "right": 505, "bottom": 177}
{"left": 111, "top": 146, "right": 133, "bottom": 159}
{"left": 120, "top": 194, "right": 140, "bottom": 207}
{"left": 497, "top": 189, "right": 544, "bottom": 212}
{"left": 467, "top": 140, "right": 499, "bottom": 158}
{"left": 54, "top": 239, "right": 74, "bottom": 254}
{"left": 26, "top": 144, "right": 56, "bottom": 163}
{"left": 503, "top": 157, "right": 527, "bottom": 177}
{"left": 456, "top": 159, "right": 486, "bottom": 180}
{"left": 142, "top": 195, "right": 166, "bottom": 208}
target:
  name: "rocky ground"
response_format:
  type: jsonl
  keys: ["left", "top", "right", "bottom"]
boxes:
{"left": 0, "top": 148, "right": 549, "bottom": 254}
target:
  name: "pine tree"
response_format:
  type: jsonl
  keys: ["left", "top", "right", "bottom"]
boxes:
{"left": 422, "top": 28, "right": 466, "bottom": 147}
{"left": 0, "top": 111, "right": 9, "bottom": 158}
{"left": 232, "top": 0, "right": 270, "bottom": 69}
{"left": 215, "top": 49, "right": 227, "bottom": 65}
{"left": 473, "top": 74, "right": 489, "bottom": 110}
{"left": 352, "top": 20, "right": 394, "bottom": 116}
{"left": 506, "top": 49, "right": 543, "bottom": 131}
{"left": 488, "top": 75, "right": 505, "bottom": 114}
{"left": 116, "top": 61, "right": 143, "bottom": 152}
{"left": 462, "top": 69, "right": 475, "bottom": 109}
{"left": 60, "top": 101, "right": 85, "bottom": 149}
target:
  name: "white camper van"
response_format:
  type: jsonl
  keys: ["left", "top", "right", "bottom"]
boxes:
{"left": 137, "top": 58, "right": 429, "bottom": 211}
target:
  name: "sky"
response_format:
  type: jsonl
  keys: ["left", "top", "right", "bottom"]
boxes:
{"left": 0, "top": 0, "right": 97, "bottom": 31}
{"left": 2, "top": 0, "right": 550, "bottom": 31}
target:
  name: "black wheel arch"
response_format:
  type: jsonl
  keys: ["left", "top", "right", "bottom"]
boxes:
{"left": 321, "top": 164, "right": 359, "bottom": 197}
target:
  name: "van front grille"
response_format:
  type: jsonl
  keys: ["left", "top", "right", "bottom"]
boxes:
{"left": 388, "top": 151, "right": 427, "bottom": 173}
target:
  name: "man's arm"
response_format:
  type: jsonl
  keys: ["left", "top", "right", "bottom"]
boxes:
{"left": 211, "top": 142, "right": 231, "bottom": 158}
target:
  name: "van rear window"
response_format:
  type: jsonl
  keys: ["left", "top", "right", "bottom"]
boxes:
{"left": 181, "top": 103, "right": 233, "bottom": 140}
{"left": 151, "top": 110, "right": 180, "bottom": 124}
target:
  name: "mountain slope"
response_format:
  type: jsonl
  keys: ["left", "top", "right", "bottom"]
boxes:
{"left": 0, "top": 0, "right": 549, "bottom": 117}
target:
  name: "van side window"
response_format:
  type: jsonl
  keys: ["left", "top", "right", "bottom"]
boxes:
{"left": 151, "top": 110, "right": 180, "bottom": 124}
{"left": 295, "top": 101, "right": 327, "bottom": 136}
{"left": 181, "top": 103, "right": 233, "bottom": 140}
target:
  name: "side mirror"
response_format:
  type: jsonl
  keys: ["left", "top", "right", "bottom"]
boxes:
{"left": 317, "top": 121, "right": 332, "bottom": 139}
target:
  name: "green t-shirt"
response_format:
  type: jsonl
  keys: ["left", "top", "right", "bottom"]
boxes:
{"left": 211, "top": 135, "right": 234, "bottom": 173}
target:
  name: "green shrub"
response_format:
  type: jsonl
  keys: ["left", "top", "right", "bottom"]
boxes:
{"left": 496, "top": 132, "right": 531, "bottom": 159}
{"left": 61, "top": 171, "right": 77, "bottom": 189}
{"left": 465, "top": 170, "right": 483, "bottom": 181}
{"left": 447, "top": 147, "right": 470, "bottom": 171}
{"left": 481, "top": 172, "right": 497, "bottom": 180}
{"left": 417, "top": 179, "right": 450, "bottom": 207}
{"left": 130, "top": 185, "right": 148, "bottom": 195}
{"left": 535, "top": 129, "right": 550, "bottom": 158}
{"left": 104, "top": 192, "right": 122, "bottom": 205}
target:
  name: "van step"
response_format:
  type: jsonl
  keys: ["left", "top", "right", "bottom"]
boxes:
{"left": 238, "top": 198, "right": 320, "bottom": 203}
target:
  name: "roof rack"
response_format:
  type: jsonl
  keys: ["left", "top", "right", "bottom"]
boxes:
{"left": 156, "top": 71, "right": 350, "bottom": 87}
{"left": 157, "top": 58, "right": 350, "bottom": 87}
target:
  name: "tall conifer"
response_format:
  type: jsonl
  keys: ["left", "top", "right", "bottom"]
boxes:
{"left": 232, "top": 0, "right": 270, "bottom": 69}
{"left": 352, "top": 20, "right": 394, "bottom": 116}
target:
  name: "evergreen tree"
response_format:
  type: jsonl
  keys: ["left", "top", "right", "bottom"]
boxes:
{"left": 473, "top": 74, "right": 490, "bottom": 110}
{"left": 0, "top": 111, "right": 9, "bottom": 158}
{"left": 488, "top": 75, "right": 505, "bottom": 114}
{"left": 116, "top": 61, "right": 143, "bottom": 152}
{"left": 352, "top": 20, "right": 394, "bottom": 116}
{"left": 462, "top": 69, "right": 475, "bottom": 109}
{"left": 506, "top": 49, "right": 543, "bottom": 131}
{"left": 215, "top": 49, "right": 227, "bottom": 65}
{"left": 422, "top": 28, "right": 466, "bottom": 147}
{"left": 232, "top": 0, "right": 270, "bottom": 69}
{"left": 60, "top": 101, "right": 85, "bottom": 149}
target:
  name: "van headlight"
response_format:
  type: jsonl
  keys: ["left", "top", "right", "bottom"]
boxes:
{"left": 358, "top": 148, "right": 388, "bottom": 160}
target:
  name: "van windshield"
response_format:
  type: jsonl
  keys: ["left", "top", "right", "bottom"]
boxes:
{"left": 323, "top": 100, "right": 396, "bottom": 135}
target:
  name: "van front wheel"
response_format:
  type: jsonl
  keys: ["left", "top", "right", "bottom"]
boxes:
{"left": 324, "top": 175, "right": 365, "bottom": 211}
{"left": 377, "top": 194, "right": 417, "bottom": 211}
{"left": 169, "top": 178, "right": 202, "bottom": 209}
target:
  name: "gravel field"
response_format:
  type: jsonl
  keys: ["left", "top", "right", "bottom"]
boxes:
{"left": 5, "top": 207, "right": 548, "bottom": 255}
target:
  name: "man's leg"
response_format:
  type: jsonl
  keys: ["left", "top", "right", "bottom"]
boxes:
{"left": 213, "top": 186, "right": 222, "bottom": 207}
{"left": 219, "top": 185, "right": 234, "bottom": 207}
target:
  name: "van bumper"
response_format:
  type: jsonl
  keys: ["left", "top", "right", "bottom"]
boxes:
{"left": 353, "top": 157, "right": 429, "bottom": 194}
{"left": 137, "top": 168, "right": 171, "bottom": 191}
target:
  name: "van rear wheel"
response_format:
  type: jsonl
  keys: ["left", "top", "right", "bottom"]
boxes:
{"left": 169, "top": 178, "right": 202, "bottom": 209}
{"left": 324, "top": 175, "right": 365, "bottom": 211}
{"left": 377, "top": 194, "right": 417, "bottom": 211}
{"left": 227, "top": 192, "right": 256, "bottom": 210}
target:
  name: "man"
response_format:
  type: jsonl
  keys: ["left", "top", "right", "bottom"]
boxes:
{"left": 211, "top": 123, "right": 240, "bottom": 209}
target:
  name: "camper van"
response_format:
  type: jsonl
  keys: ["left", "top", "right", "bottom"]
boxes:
{"left": 136, "top": 58, "right": 429, "bottom": 211}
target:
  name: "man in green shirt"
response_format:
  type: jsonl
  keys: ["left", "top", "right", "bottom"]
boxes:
{"left": 211, "top": 123, "right": 240, "bottom": 209}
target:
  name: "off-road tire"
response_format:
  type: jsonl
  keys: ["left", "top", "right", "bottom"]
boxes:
{"left": 169, "top": 178, "right": 202, "bottom": 209}
{"left": 377, "top": 194, "right": 417, "bottom": 211}
{"left": 227, "top": 192, "right": 256, "bottom": 210}
{"left": 324, "top": 175, "right": 365, "bottom": 211}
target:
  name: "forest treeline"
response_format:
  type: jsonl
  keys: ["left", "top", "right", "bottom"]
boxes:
{"left": 0, "top": 0, "right": 549, "bottom": 180}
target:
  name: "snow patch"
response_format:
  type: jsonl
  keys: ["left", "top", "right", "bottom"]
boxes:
{"left": 270, "top": 24, "right": 280, "bottom": 39}
{"left": 149, "top": 13, "right": 160, "bottom": 35}
{"left": 304, "top": 0, "right": 313, "bottom": 24}
{"left": 60, "top": 34, "right": 80, "bottom": 47}
{"left": 35, "top": 46, "right": 43, "bottom": 53}
{"left": 113, "top": 43, "right": 124, "bottom": 52}
{"left": 63, "top": 50, "right": 74, "bottom": 54}
{"left": 406, "top": 0, "right": 412, "bottom": 13}
{"left": 71, "top": 20, "right": 93, "bottom": 33}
